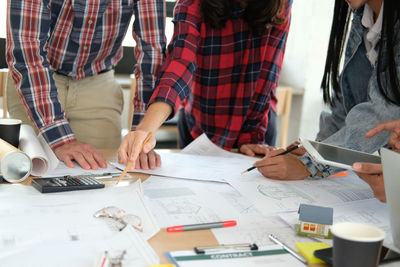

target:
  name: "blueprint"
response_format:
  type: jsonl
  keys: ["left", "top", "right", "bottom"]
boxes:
{"left": 142, "top": 176, "right": 261, "bottom": 227}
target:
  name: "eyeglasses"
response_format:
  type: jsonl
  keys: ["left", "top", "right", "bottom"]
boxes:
{"left": 93, "top": 206, "right": 143, "bottom": 232}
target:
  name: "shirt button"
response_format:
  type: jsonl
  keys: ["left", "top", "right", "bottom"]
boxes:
{"left": 88, "top": 20, "right": 93, "bottom": 25}
{"left": 83, "top": 46, "right": 88, "bottom": 50}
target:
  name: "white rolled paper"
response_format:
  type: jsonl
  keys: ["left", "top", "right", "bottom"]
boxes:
{"left": 19, "top": 125, "right": 59, "bottom": 176}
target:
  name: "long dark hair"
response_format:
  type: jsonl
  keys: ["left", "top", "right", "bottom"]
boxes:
{"left": 201, "top": 0, "right": 286, "bottom": 35}
{"left": 321, "top": 0, "right": 400, "bottom": 106}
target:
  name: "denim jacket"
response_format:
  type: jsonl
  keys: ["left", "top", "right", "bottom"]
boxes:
{"left": 300, "top": 7, "right": 400, "bottom": 178}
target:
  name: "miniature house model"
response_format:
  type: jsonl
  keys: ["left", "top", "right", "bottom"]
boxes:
{"left": 298, "top": 204, "right": 333, "bottom": 238}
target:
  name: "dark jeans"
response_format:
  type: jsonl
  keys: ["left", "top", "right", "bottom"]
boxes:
{"left": 265, "top": 109, "right": 277, "bottom": 146}
{"left": 178, "top": 109, "right": 277, "bottom": 149}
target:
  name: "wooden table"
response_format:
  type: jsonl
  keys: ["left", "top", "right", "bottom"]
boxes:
{"left": 21, "top": 149, "right": 328, "bottom": 266}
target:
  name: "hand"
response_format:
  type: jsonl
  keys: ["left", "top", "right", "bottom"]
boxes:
{"left": 286, "top": 141, "right": 306, "bottom": 156}
{"left": 253, "top": 149, "right": 311, "bottom": 180}
{"left": 239, "top": 144, "right": 277, "bottom": 157}
{"left": 118, "top": 130, "right": 159, "bottom": 170}
{"left": 366, "top": 119, "right": 400, "bottom": 151}
{"left": 133, "top": 150, "right": 161, "bottom": 170}
{"left": 54, "top": 141, "right": 107, "bottom": 170}
{"left": 353, "top": 162, "right": 386, "bottom": 202}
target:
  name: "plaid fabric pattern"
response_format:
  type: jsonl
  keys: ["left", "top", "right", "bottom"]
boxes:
{"left": 149, "top": 0, "right": 291, "bottom": 149}
{"left": 6, "top": 0, "right": 166, "bottom": 148}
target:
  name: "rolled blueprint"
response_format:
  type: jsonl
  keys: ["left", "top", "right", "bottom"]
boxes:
{"left": 19, "top": 125, "right": 59, "bottom": 176}
{"left": 0, "top": 138, "right": 32, "bottom": 183}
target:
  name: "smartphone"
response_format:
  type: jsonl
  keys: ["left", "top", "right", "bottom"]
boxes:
{"left": 314, "top": 247, "right": 333, "bottom": 264}
{"left": 301, "top": 139, "right": 381, "bottom": 170}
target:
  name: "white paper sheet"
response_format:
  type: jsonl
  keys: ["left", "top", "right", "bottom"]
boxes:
{"left": 226, "top": 171, "right": 374, "bottom": 215}
{"left": 103, "top": 226, "right": 159, "bottom": 267}
{"left": 212, "top": 216, "right": 317, "bottom": 251}
{"left": 19, "top": 124, "right": 59, "bottom": 176}
{"left": 279, "top": 198, "right": 398, "bottom": 253}
{"left": 0, "top": 216, "right": 159, "bottom": 267}
{"left": 182, "top": 133, "right": 248, "bottom": 159}
{"left": 42, "top": 161, "right": 122, "bottom": 178}
{"left": 0, "top": 181, "right": 159, "bottom": 260}
{"left": 142, "top": 176, "right": 261, "bottom": 227}
{"left": 112, "top": 150, "right": 257, "bottom": 183}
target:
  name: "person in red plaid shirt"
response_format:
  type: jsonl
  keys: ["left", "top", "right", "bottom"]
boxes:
{"left": 6, "top": 0, "right": 166, "bottom": 170}
{"left": 118, "top": 0, "right": 292, "bottom": 169}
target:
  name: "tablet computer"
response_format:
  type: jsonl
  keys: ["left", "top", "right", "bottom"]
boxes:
{"left": 300, "top": 139, "right": 381, "bottom": 170}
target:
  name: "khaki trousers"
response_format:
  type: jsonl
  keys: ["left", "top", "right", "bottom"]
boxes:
{"left": 7, "top": 70, "right": 123, "bottom": 149}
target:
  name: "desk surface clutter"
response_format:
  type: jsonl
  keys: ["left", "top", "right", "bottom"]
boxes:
{"left": 0, "top": 134, "right": 396, "bottom": 267}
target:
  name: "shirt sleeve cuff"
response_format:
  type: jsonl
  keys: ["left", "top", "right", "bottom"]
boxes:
{"left": 39, "top": 120, "right": 76, "bottom": 149}
{"left": 298, "top": 153, "right": 336, "bottom": 178}
{"left": 131, "top": 113, "right": 145, "bottom": 130}
{"left": 148, "top": 86, "right": 182, "bottom": 120}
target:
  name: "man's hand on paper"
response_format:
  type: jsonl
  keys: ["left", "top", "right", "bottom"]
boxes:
{"left": 353, "top": 162, "right": 386, "bottom": 202}
{"left": 239, "top": 144, "right": 276, "bottom": 157}
{"left": 118, "top": 130, "right": 160, "bottom": 170}
{"left": 54, "top": 141, "right": 107, "bottom": 170}
{"left": 253, "top": 148, "right": 310, "bottom": 180}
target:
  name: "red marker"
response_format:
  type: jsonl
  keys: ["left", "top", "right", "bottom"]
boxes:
{"left": 167, "top": 220, "right": 237, "bottom": 232}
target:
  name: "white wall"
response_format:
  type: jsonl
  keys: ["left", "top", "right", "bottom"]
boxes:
{"left": 280, "top": 0, "right": 334, "bottom": 140}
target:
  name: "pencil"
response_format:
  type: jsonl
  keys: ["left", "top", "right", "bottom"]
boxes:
{"left": 241, "top": 144, "right": 301, "bottom": 174}
{"left": 116, "top": 132, "right": 152, "bottom": 184}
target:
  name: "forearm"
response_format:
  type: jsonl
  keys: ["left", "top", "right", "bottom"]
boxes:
{"left": 6, "top": 0, "right": 74, "bottom": 148}
{"left": 136, "top": 102, "right": 173, "bottom": 133}
{"left": 132, "top": 0, "right": 167, "bottom": 128}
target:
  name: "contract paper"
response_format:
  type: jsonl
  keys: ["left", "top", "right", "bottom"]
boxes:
{"left": 211, "top": 216, "right": 317, "bottom": 251}
{"left": 0, "top": 181, "right": 159, "bottom": 266}
{"left": 142, "top": 176, "right": 261, "bottom": 227}
{"left": 166, "top": 244, "right": 305, "bottom": 267}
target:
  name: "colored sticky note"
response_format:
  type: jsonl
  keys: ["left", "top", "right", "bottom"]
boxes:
{"left": 329, "top": 171, "right": 349, "bottom": 178}
{"left": 295, "top": 242, "right": 331, "bottom": 264}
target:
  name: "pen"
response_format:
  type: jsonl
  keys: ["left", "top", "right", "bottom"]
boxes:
{"left": 116, "top": 132, "right": 152, "bottom": 184}
{"left": 194, "top": 243, "right": 258, "bottom": 254}
{"left": 268, "top": 234, "right": 307, "bottom": 264}
{"left": 167, "top": 220, "right": 237, "bottom": 232}
{"left": 241, "top": 144, "right": 301, "bottom": 174}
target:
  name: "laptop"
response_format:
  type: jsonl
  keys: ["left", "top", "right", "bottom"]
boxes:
{"left": 381, "top": 148, "right": 400, "bottom": 252}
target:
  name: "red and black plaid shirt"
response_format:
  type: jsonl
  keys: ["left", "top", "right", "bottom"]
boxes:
{"left": 149, "top": 0, "right": 291, "bottom": 150}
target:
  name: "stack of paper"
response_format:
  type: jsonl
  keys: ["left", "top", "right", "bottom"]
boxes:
{"left": 0, "top": 181, "right": 159, "bottom": 266}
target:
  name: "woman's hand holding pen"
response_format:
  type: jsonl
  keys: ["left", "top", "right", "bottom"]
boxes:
{"left": 253, "top": 148, "right": 310, "bottom": 180}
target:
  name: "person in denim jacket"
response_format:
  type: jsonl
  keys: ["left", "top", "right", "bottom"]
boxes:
{"left": 253, "top": 0, "right": 400, "bottom": 180}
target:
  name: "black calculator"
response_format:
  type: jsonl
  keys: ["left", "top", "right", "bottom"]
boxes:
{"left": 32, "top": 176, "right": 105, "bottom": 193}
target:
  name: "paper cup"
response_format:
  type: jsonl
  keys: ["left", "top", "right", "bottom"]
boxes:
{"left": 0, "top": 138, "right": 32, "bottom": 183}
{"left": 332, "top": 222, "right": 385, "bottom": 267}
{"left": 0, "top": 119, "right": 22, "bottom": 148}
